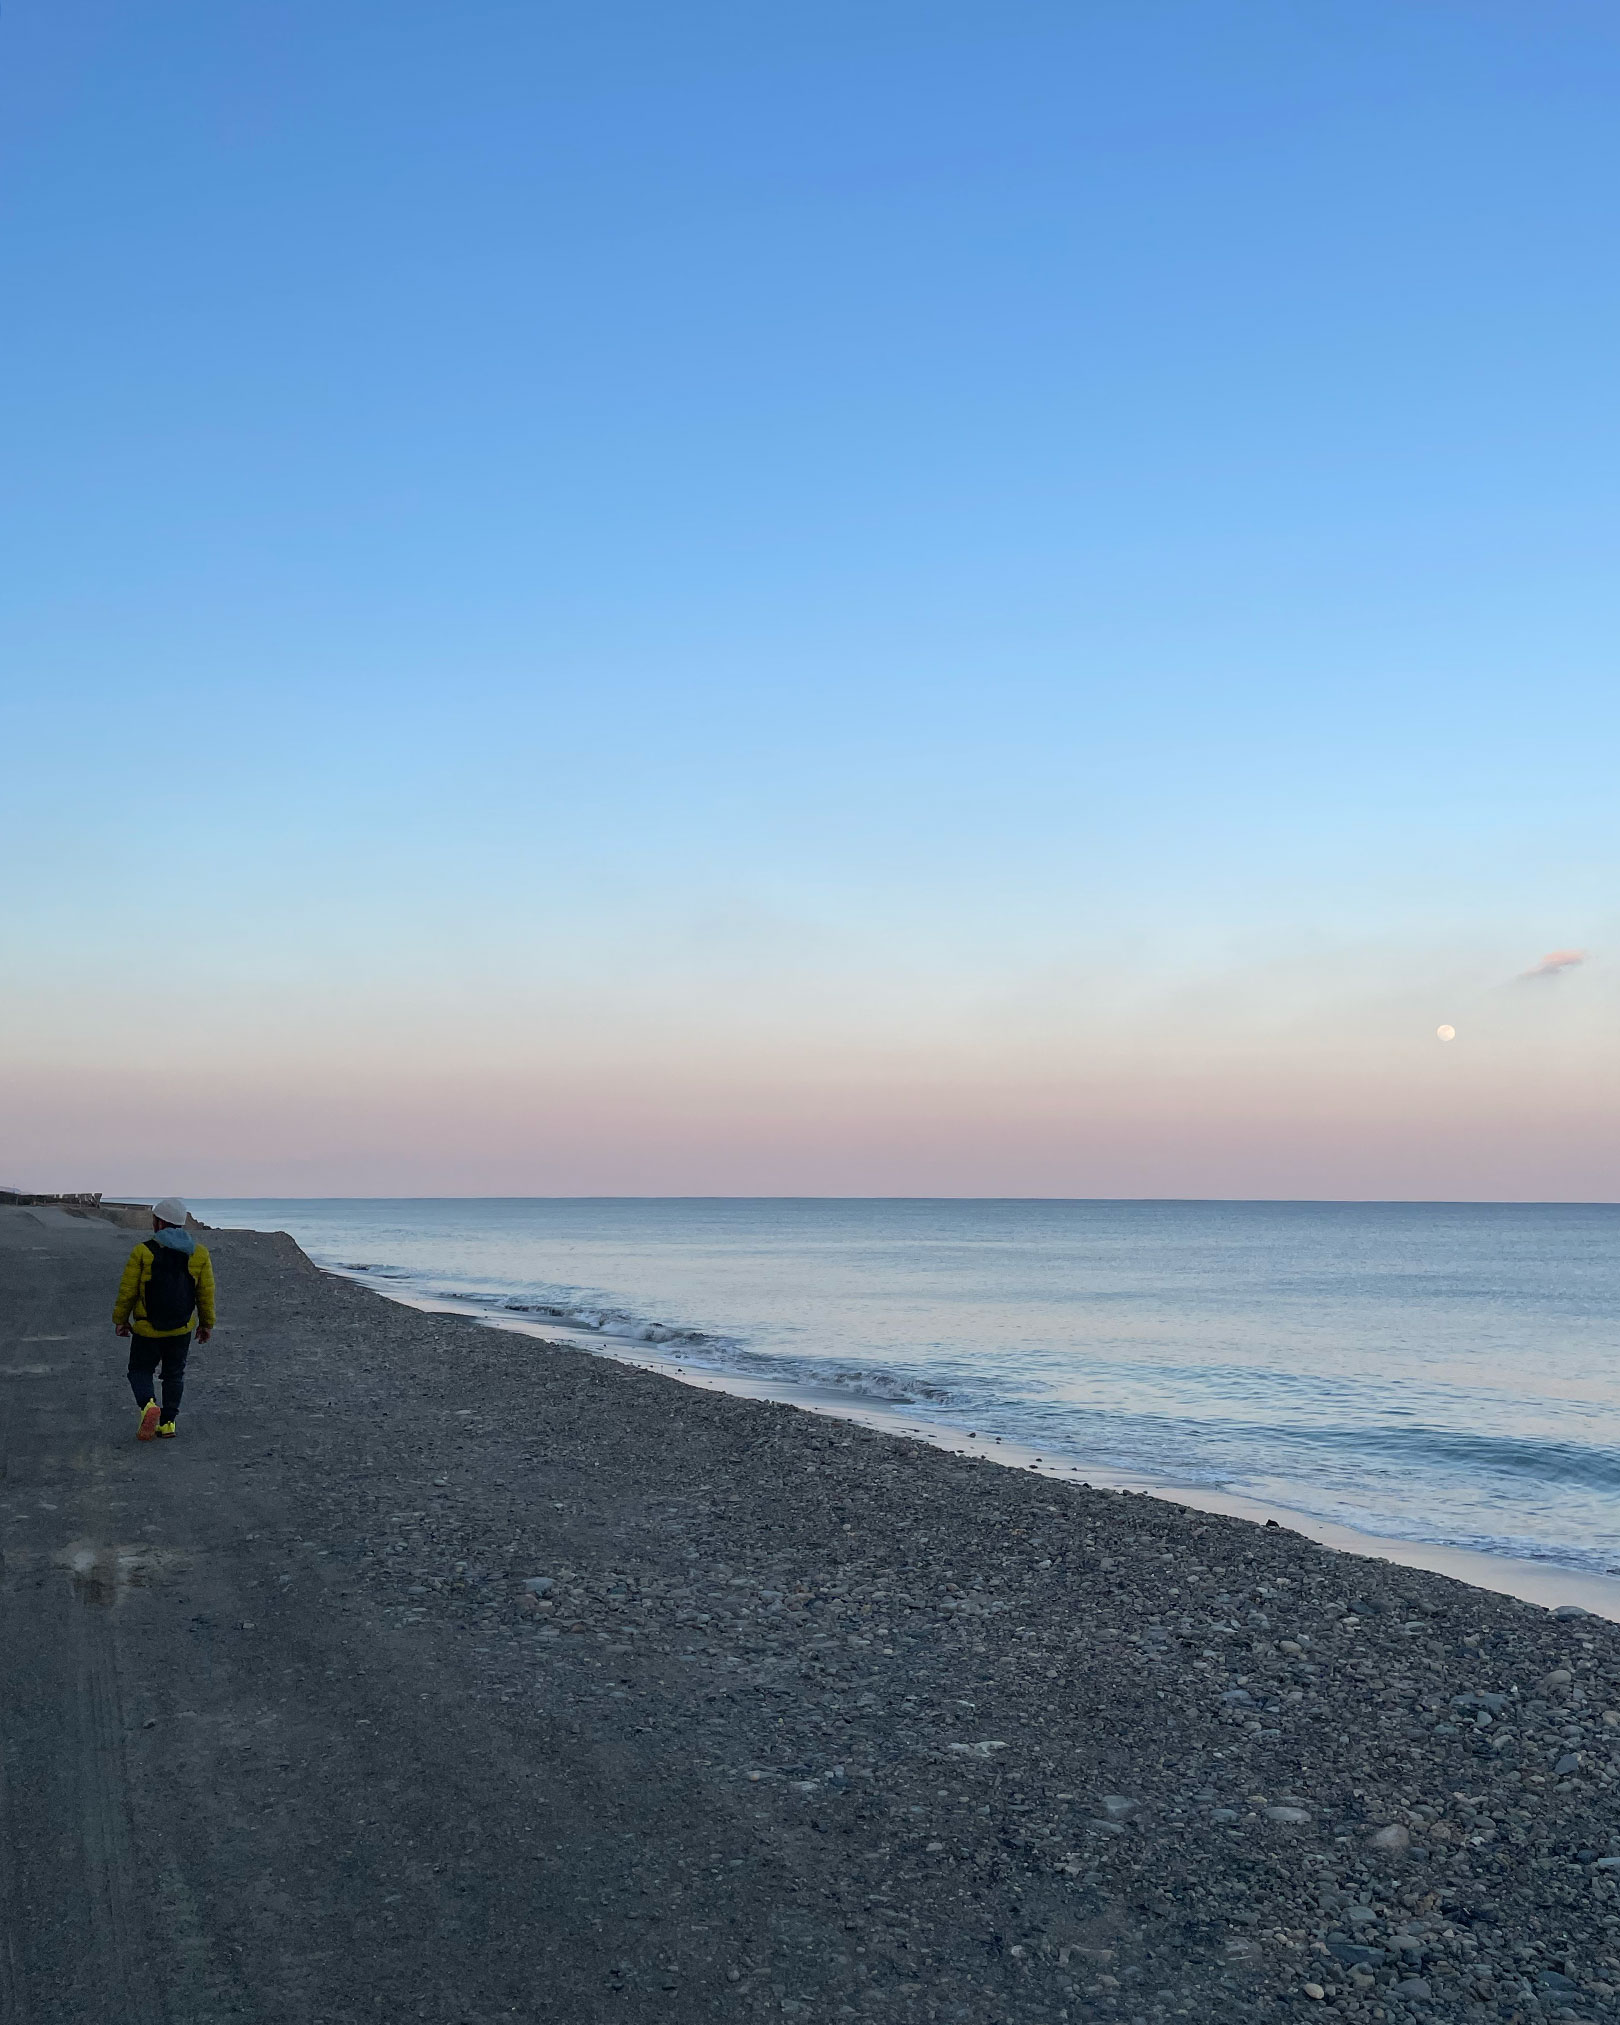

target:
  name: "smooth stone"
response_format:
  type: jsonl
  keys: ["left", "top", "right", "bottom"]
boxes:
{"left": 1552, "top": 1605, "right": 1592, "bottom": 1620}
{"left": 1369, "top": 1824, "right": 1411, "bottom": 1852}
{"left": 1265, "top": 1805, "right": 1311, "bottom": 1824}
{"left": 1555, "top": 1753, "right": 1582, "bottom": 1775}
{"left": 1446, "top": 1689, "right": 1506, "bottom": 1726}
{"left": 1100, "top": 1795, "right": 1141, "bottom": 1819}
{"left": 1393, "top": 1975, "right": 1432, "bottom": 1999}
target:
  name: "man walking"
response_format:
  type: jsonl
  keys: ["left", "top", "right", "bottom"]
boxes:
{"left": 113, "top": 1197, "right": 217, "bottom": 1441}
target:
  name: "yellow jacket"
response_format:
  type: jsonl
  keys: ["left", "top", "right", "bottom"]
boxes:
{"left": 113, "top": 1240, "right": 217, "bottom": 1338}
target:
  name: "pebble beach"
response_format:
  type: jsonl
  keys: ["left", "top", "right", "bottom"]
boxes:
{"left": 6, "top": 1208, "right": 1620, "bottom": 2023}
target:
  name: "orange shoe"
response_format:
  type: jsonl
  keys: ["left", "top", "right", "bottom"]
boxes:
{"left": 137, "top": 1400, "right": 160, "bottom": 1442}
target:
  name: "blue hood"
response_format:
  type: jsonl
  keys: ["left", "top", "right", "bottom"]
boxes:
{"left": 149, "top": 1225, "right": 195, "bottom": 1257}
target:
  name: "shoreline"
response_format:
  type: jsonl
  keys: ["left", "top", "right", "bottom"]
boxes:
{"left": 12, "top": 1203, "right": 1620, "bottom": 2024}
{"left": 329, "top": 1266, "right": 1620, "bottom": 1627}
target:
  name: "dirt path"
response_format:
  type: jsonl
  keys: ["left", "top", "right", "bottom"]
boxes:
{"left": 3, "top": 1206, "right": 1618, "bottom": 2024}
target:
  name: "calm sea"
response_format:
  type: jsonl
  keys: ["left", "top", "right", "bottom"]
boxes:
{"left": 195, "top": 1198, "right": 1620, "bottom": 1579}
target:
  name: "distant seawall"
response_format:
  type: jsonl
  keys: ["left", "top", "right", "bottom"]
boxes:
{"left": 0, "top": 1190, "right": 204, "bottom": 1232}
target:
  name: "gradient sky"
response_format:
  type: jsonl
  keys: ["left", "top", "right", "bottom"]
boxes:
{"left": 3, "top": 0, "right": 1616, "bottom": 1199}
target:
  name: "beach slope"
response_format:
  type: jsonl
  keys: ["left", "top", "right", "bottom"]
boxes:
{"left": 2, "top": 1206, "right": 1617, "bottom": 2023}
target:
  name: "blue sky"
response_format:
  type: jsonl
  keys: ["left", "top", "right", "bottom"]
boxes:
{"left": 3, "top": 1, "right": 1616, "bottom": 1196}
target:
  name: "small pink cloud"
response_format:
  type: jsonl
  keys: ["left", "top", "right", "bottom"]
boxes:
{"left": 1518, "top": 949, "right": 1586, "bottom": 981}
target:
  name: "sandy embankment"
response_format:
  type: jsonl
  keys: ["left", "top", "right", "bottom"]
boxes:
{"left": 7, "top": 1209, "right": 1620, "bottom": 2024}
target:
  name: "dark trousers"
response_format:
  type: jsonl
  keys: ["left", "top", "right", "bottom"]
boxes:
{"left": 127, "top": 1333, "right": 191, "bottom": 1423}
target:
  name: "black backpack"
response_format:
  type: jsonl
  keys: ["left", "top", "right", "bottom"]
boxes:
{"left": 144, "top": 1245, "right": 196, "bottom": 1331}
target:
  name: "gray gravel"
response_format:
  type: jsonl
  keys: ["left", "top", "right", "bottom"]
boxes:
{"left": 6, "top": 1210, "right": 1619, "bottom": 2024}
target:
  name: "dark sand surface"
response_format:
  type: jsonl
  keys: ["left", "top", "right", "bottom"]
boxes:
{"left": 4, "top": 1207, "right": 1620, "bottom": 2024}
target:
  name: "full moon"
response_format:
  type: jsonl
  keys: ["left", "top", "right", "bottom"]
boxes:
{"left": 1436, "top": 1024, "right": 1456, "bottom": 1042}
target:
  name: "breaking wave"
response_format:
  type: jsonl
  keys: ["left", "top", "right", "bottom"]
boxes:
{"left": 333, "top": 1260, "right": 975, "bottom": 1411}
